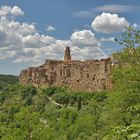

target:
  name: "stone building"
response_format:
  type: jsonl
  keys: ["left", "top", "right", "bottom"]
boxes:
{"left": 20, "top": 47, "right": 112, "bottom": 92}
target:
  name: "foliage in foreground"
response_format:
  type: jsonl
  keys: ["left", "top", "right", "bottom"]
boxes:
{"left": 1, "top": 63, "right": 140, "bottom": 140}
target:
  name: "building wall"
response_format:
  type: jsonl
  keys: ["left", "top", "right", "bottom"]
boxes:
{"left": 20, "top": 58, "right": 112, "bottom": 92}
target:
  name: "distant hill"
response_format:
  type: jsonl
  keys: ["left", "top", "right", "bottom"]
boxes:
{"left": 0, "top": 74, "right": 19, "bottom": 90}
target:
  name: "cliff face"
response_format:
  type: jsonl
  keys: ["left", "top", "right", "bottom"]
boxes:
{"left": 20, "top": 58, "right": 112, "bottom": 92}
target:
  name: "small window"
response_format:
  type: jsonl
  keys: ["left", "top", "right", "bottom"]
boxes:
{"left": 65, "top": 69, "right": 71, "bottom": 77}
{"left": 105, "top": 64, "right": 108, "bottom": 73}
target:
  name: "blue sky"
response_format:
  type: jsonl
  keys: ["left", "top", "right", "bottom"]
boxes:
{"left": 0, "top": 0, "right": 140, "bottom": 75}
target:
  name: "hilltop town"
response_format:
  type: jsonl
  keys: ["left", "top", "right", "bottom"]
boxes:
{"left": 20, "top": 47, "right": 112, "bottom": 92}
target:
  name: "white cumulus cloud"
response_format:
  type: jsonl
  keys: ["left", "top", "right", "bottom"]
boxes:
{"left": 10, "top": 6, "right": 24, "bottom": 16}
{"left": 0, "top": 47, "right": 16, "bottom": 60}
{"left": 46, "top": 25, "right": 55, "bottom": 32}
{"left": 71, "top": 30, "right": 99, "bottom": 46}
{"left": 71, "top": 46, "right": 107, "bottom": 60}
{"left": 0, "top": 6, "right": 11, "bottom": 16}
{"left": 0, "top": 5, "right": 24, "bottom": 16}
{"left": 0, "top": 5, "right": 109, "bottom": 66}
{"left": 70, "top": 30, "right": 108, "bottom": 60}
{"left": 91, "top": 12, "right": 129, "bottom": 33}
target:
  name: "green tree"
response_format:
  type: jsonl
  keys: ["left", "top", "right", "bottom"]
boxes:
{"left": 115, "top": 26, "right": 140, "bottom": 65}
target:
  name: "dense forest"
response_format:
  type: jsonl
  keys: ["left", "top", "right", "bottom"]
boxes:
{"left": 0, "top": 27, "right": 140, "bottom": 140}
{"left": 0, "top": 75, "right": 19, "bottom": 91}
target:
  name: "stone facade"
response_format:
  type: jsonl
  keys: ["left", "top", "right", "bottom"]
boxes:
{"left": 20, "top": 47, "right": 112, "bottom": 92}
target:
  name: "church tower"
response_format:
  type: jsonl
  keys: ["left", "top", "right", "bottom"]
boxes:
{"left": 64, "top": 46, "right": 71, "bottom": 61}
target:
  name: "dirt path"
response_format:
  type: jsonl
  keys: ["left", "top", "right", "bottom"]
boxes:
{"left": 47, "top": 96, "right": 64, "bottom": 107}
{"left": 47, "top": 96, "right": 74, "bottom": 109}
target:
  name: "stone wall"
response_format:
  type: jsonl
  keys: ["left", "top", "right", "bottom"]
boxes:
{"left": 20, "top": 58, "right": 112, "bottom": 92}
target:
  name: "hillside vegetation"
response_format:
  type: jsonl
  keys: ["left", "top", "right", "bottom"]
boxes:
{"left": 0, "top": 74, "right": 19, "bottom": 91}
{"left": 0, "top": 27, "right": 140, "bottom": 140}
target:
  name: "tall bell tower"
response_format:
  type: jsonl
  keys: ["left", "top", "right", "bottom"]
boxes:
{"left": 64, "top": 46, "right": 71, "bottom": 61}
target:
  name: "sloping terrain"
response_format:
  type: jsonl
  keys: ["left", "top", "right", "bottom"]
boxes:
{"left": 0, "top": 74, "right": 19, "bottom": 90}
